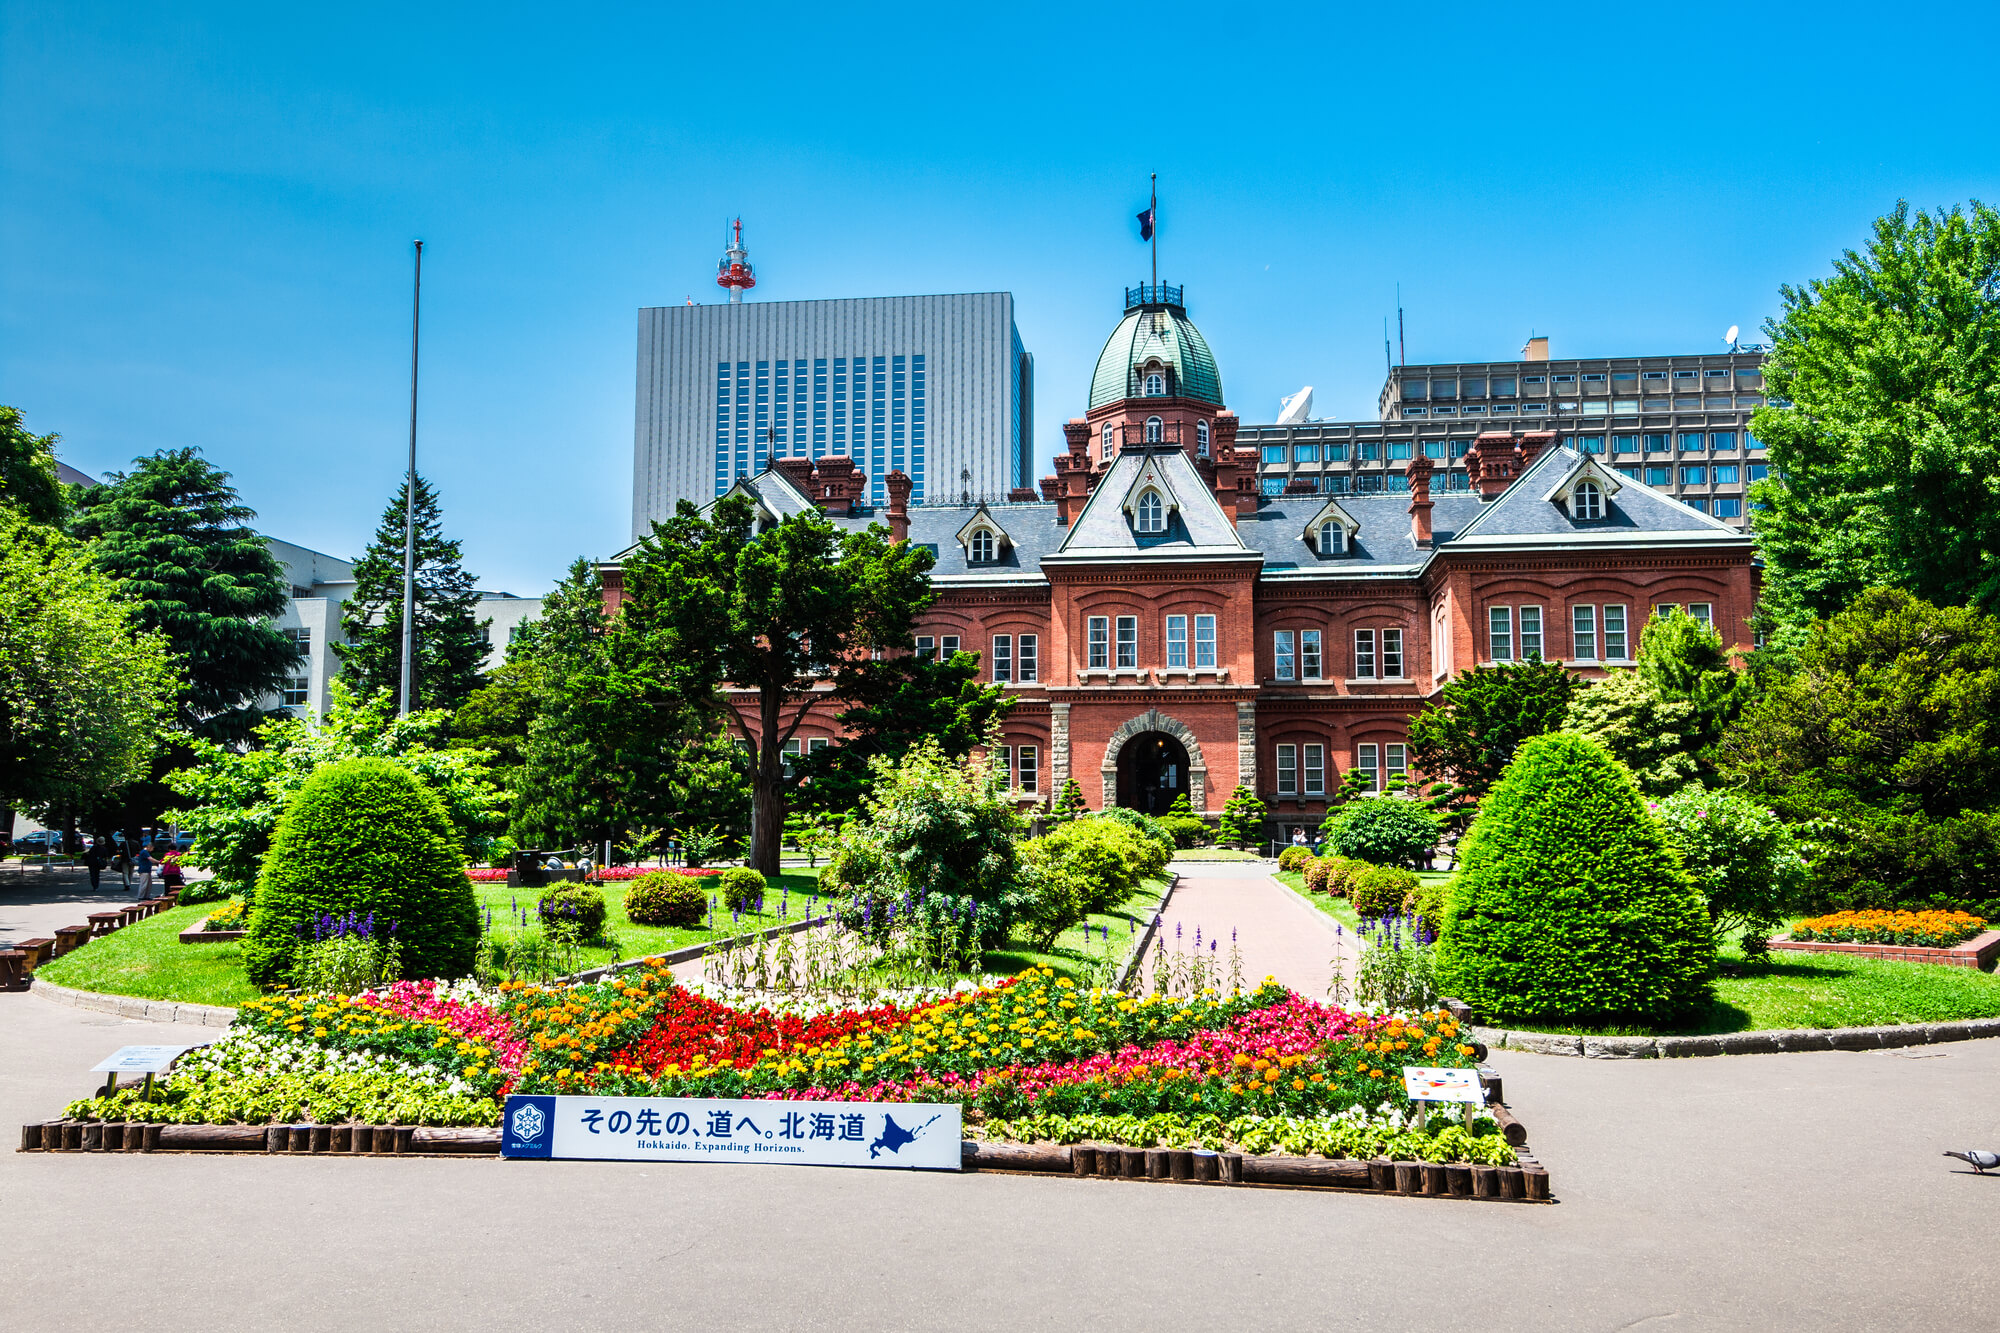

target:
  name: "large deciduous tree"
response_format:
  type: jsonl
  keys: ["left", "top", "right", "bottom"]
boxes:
{"left": 620, "top": 494, "right": 937, "bottom": 874}
{"left": 0, "top": 406, "right": 67, "bottom": 525}
{"left": 337, "top": 474, "right": 488, "bottom": 713}
{"left": 1750, "top": 200, "right": 2000, "bottom": 648}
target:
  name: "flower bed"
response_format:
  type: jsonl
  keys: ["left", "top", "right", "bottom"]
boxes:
{"left": 1791, "top": 910, "right": 1987, "bottom": 949}
{"left": 59, "top": 965, "right": 1514, "bottom": 1169}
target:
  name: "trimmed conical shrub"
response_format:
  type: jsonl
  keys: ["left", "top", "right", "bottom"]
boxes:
{"left": 1436, "top": 733, "right": 1713, "bottom": 1025}
{"left": 244, "top": 758, "right": 479, "bottom": 989}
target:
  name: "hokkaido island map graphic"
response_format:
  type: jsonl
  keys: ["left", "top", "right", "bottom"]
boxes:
{"left": 869, "top": 1112, "right": 942, "bottom": 1159}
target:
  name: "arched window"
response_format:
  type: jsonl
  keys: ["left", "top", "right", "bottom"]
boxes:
{"left": 971, "top": 529, "right": 995, "bottom": 562}
{"left": 1145, "top": 416, "right": 1164, "bottom": 443}
{"left": 1196, "top": 419, "right": 1210, "bottom": 456}
{"left": 1573, "top": 479, "right": 1603, "bottom": 520}
{"left": 1136, "top": 491, "right": 1165, "bottom": 534}
{"left": 1320, "top": 521, "right": 1344, "bottom": 555}
{"left": 1101, "top": 423, "right": 1114, "bottom": 458}
{"left": 1144, "top": 372, "right": 1166, "bottom": 397}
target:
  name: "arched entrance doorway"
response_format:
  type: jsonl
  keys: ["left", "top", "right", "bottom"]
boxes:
{"left": 1117, "top": 732, "right": 1191, "bottom": 814}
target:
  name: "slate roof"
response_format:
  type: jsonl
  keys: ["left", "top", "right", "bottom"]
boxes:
{"left": 1448, "top": 446, "right": 1753, "bottom": 549}
{"left": 1049, "top": 448, "right": 1250, "bottom": 562}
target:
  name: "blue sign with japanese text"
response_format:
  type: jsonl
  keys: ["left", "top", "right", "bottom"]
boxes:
{"left": 500, "top": 1094, "right": 962, "bottom": 1170}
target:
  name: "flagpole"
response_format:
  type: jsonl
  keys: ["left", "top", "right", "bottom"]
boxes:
{"left": 400, "top": 239, "right": 422, "bottom": 716}
{"left": 1149, "top": 173, "right": 1157, "bottom": 289}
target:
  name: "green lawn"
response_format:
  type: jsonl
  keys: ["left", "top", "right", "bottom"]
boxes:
{"left": 471, "top": 871, "right": 828, "bottom": 970}
{"left": 1170, "top": 848, "right": 1263, "bottom": 863}
{"left": 980, "top": 877, "right": 1172, "bottom": 982}
{"left": 35, "top": 904, "right": 261, "bottom": 1007}
{"left": 1272, "top": 869, "right": 1362, "bottom": 931}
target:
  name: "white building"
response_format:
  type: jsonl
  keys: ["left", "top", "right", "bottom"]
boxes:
{"left": 631, "top": 291, "right": 1035, "bottom": 536}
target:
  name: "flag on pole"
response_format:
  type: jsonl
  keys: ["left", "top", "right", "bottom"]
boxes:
{"left": 1136, "top": 204, "right": 1155, "bottom": 241}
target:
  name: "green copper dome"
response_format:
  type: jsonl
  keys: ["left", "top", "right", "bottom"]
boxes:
{"left": 1088, "top": 287, "right": 1223, "bottom": 410}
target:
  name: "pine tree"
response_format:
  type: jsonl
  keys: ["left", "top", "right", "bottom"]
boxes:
{"left": 72, "top": 448, "right": 297, "bottom": 742}
{"left": 336, "top": 474, "right": 488, "bottom": 713}
{"left": 1217, "top": 785, "right": 1267, "bottom": 847}
{"left": 1046, "top": 777, "right": 1089, "bottom": 825}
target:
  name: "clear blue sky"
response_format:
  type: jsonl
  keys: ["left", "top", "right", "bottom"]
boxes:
{"left": 5, "top": 2, "right": 1996, "bottom": 593}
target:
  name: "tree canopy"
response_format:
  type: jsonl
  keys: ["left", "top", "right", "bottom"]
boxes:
{"left": 1750, "top": 200, "right": 2000, "bottom": 645}
{"left": 336, "top": 474, "right": 488, "bottom": 713}
{"left": 1407, "top": 658, "right": 1580, "bottom": 801}
{"left": 0, "top": 406, "right": 67, "bottom": 525}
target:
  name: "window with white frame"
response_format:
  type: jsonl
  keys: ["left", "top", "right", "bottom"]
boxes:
{"left": 1135, "top": 491, "right": 1165, "bottom": 533}
{"left": 992, "top": 634, "right": 1012, "bottom": 682}
{"left": 1572, "top": 605, "right": 1596, "bottom": 660}
{"left": 1017, "top": 745, "right": 1039, "bottom": 794}
{"left": 1194, "top": 614, "right": 1216, "bottom": 668}
{"left": 1356, "top": 743, "right": 1380, "bottom": 791}
{"left": 1489, "top": 607, "right": 1513, "bottom": 661}
{"left": 1274, "top": 631, "right": 1296, "bottom": 681}
{"left": 1166, "top": 615, "right": 1187, "bottom": 668}
{"left": 916, "top": 635, "right": 935, "bottom": 660}
{"left": 808, "top": 737, "right": 830, "bottom": 754}
{"left": 1145, "top": 416, "right": 1164, "bottom": 443}
{"left": 1116, "top": 616, "right": 1138, "bottom": 669}
{"left": 1144, "top": 372, "right": 1165, "bottom": 397}
{"left": 1304, "top": 743, "right": 1325, "bottom": 796}
{"left": 1018, "top": 634, "right": 1038, "bottom": 683}
{"left": 940, "top": 635, "right": 960, "bottom": 659}
{"left": 1686, "top": 603, "right": 1713, "bottom": 626}
{"left": 1301, "top": 630, "right": 1322, "bottom": 681}
{"left": 282, "top": 677, "right": 310, "bottom": 707}
{"left": 1386, "top": 743, "right": 1408, "bottom": 785}
{"left": 1320, "top": 522, "right": 1344, "bottom": 555}
{"left": 284, "top": 626, "right": 311, "bottom": 651}
{"left": 1196, "top": 420, "right": 1210, "bottom": 454}
{"left": 1573, "top": 478, "right": 1604, "bottom": 520}
{"left": 1603, "top": 605, "right": 1628, "bottom": 659}
{"left": 1520, "top": 606, "right": 1544, "bottom": 659}
{"left": 1382, "top": 627, "right": 1404, "bottom": 678}
{"left": 1354, "top": 628, "right": 1377, "bottom": 678}
{"left": 996, "top": 744, "right": 1012, "bottom": 785}
{"left": 1276, "top": 744, "right": 1298, "bottom": 795}
{"left": 970, "top": 529, "right": 996, "bottom": 563}
{"left": 1101, "top": 424, "right": 1114, "bottom": 458}
{"left": 1088, "top": 617, "right": 1109, "bottom": 669}
{"left": 783, "top": 737, "right": 803, "bottom": 774}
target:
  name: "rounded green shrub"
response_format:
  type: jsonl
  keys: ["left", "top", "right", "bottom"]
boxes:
{"left": 1278, "top": 845, "right": 1314, "bottom": 873}
{"left": 1098, "top": 807, "right": 1177, "bottom": 865}
{"left": 1404, "top": 878, "right": 1447, "bottom": 931}
{"left": 1156, "top": 815, "right": 1209, "bottom": 849}
{"left": 1436, "top": 733, "right": 1714, "bottom": 1026}
{"left": 1351, "top": 865, "right": 1419, "bottom": 918}
{"left": 538, "top": 885, "right": 608, "bottom": 940}
{"left": 244, "top": 758, "right": 477, "bottom": 989}
{"left": 1021, "top": 816, "right": 1161, "bottom": 917}
{"left": 1320, "top": 798, "right": 1441, "bottom": 868}
{"left": 718, "top": 867, "right": 767, "bottom": 913}
{"left": 624, "top": 871, "right": 708, "bottom": 928}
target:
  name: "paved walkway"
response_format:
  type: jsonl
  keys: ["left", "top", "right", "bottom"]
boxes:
{"left": 1143, "top": 862, "right": 1361, "bottom": 999}
{"left": 1, "top": 867, "right": 149, "bottom": 948}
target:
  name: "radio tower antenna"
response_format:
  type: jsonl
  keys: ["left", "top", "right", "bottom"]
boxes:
{"left": 716, "top": 218, "right": 756, "bottom": 304}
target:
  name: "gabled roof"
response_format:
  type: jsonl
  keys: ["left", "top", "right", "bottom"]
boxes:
{"left": 1050, "top": 448, "right": 1250, "bottom": 562}
{"left": 1119, "top": 452, "right": 1187, "bottom": 521}
{"left": 954, "top": 503, "right": 1013, "bottom": 553}
{"left": 1449, "top": 446, "right": 1753, "bottom": 550}
{"left": 1301, "top": 496, "right": 1362, "bottom": 543}
{"left": 1539, "top": 453, "right": 1627, "bottom": 505}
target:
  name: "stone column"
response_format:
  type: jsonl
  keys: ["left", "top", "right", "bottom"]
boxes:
{"left": 1235, "top": 702, "right": 1257, "bottom": 796}
{"left": 1049, "top": 703, "right": 1071, "bottom": 795}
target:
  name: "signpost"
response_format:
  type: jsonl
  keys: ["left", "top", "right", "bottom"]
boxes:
{"left": 91, "top": 1044, "right": 206, "bottom": 1100}
{"left": 1401, "top": 1065, "right": 1486, "bottom": 1129}
{"left": 501, "top": 1094, "right": 963, "bottom": 1171}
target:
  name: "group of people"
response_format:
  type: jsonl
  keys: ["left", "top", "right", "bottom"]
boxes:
{"left": 82, "top": 839, "right": 184, "bottom": 900}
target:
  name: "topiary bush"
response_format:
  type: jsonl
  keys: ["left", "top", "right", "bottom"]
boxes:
{"left": 1404, "top": 878, "right": 1447, "bottom": 932}
{"left": 1351, "top": 865, "right": 1419, "bottom": 919}
{"left": 718, "top": 867, "right": 767, "bottom": 914}
{"left": 538, "top": 885, "right": 608, "bottom": 941}
{"left": 244, "top": 758, "right": 478, "bottom": 989}
{"left": 1156, "top": 814, "right": 1209, "bottom": 849}
{"left": 1319, "top": 798, "right": 1441, "bottom": 868}
{"left": 1437, "top": 732, "right": 1714, "bottom": 1026}
{"left": 624, "top": 871, "right": 707, "bottom": 928}
{"left": 1278, "top": 845, "right": 1314, "bottom": 873}
{"left": 1217, "top": 785, "right": 1267, "bottom": 846}
{"left": 1098, "top": 807, "right": 1178, "bottom": 866}
{"left": 1324, "top": 858, "right": 1367, "bottom": 899}
{"left": 1021, "top": 816, "right": 1163, "bottom": 917}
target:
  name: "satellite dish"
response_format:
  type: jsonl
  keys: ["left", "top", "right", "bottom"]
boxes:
{"left": 1277, "top": 387, "right": 1315, "bottom": 425}
{"left": 1724, "top": 325, "right": 1740, "bottom": 347}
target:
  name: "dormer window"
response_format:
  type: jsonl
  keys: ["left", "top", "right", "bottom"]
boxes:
{"left": 1573, "top": 479, "right": 1604, "bottom": 520}
{"left": 1319, "top": 521, "right": 1345, "bottom": 555}
{"left": 1196, "top": 420, "right": 1210, "bottom": 456}
{"left": 1144, "top": 372, "right": 1166, "bottom": 397}
{"left": 971, "top": 529, "right": 996, "bottom": 562}
{"left": 1145, "top": 416, "right": 1164, "bottom": 443}
{"left": 1136, "top": 491, "right": 1166, "bottom": 533}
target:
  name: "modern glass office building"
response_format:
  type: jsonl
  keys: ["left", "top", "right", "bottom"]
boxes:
{"left": 632, "top": 293, "right": 1033, "bottom": 539}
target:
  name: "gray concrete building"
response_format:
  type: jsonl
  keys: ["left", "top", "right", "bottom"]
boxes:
{"left": 631, "top": 292, "right": 1034, "bottom": 539}
{"left": 1247, "top": 340, "right": 1772, "bottom": 529}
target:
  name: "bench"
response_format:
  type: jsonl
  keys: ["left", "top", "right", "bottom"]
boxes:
{"left": 87, "top": 912, "right": 123, "bottom": 938}
{"left": 52, "top": 924, "right": 91, "bottom": 955}
{"left": 0, "top": 950, "right": 27, "bottom": 992}
{"left": 15, "top": 938, "right": 55, "bottom": 970}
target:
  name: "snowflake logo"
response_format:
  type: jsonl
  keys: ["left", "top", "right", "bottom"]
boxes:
{"left": 510, "top": 1102, "right": 547, "bottom": 1144}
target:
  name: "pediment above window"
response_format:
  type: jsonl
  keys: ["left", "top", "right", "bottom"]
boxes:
{"left": 953, "top": 504, "right": 1012, "bottom": 562}
{"left": 1302, "top": 497, "right": 1361, "bottom": 556}
{"left": 1541, "top": 456, "right": 1626, "bottom": 520}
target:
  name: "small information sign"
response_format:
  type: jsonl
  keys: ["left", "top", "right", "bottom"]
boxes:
{"left": 91, "top": 1045, "right": 199, "bottom": 1075}
{"left": 501, "top": 1094, "right": 963, "bottom": 1171}
{"left": 1401, "top": 1066, "right": 1485, "bottom": 1104}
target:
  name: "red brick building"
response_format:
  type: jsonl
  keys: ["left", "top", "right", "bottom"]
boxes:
{"left": 612, "top": 285, "right": 1757, "bottom": 837}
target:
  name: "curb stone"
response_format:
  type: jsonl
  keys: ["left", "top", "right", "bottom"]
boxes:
{"left": 28, "top": 978, "right": 236, "bottom": 1028}
{"left": 1471, "top": 1015, "right": 2000, "bottom": 1058}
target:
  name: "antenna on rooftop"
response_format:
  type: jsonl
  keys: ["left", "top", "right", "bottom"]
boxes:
{"left": 1384, "top": 317, "right": 1392, "bottom": 377}
{"left": 1396, "top": 285, "right": 1406, "bottom": 367}
{"left": 1724, "top": 324, "right": 1741, "bottom": 352}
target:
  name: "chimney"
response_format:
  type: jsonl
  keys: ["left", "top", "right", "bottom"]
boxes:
{"left": 1055, "top": 420, "right": 1093, "bottom": 526}
{"left": 1521, "top": 336, "right": 1549, "bottom": 362}
{"left": 1407, "top": 455, "right": 1435, "bottom": 546}
{"left": 1517, "top": 430, "right": 1556, "bottom": 471}
{"left": 884, "top": 469, "right": 912, "bottom": 543}
{"left": 1210, "top": 412, "right": 1244, "bottom": 525}
{"left": 816, "top": 456, "right": 863, "bottom": 516}
{"left": 772, "top": 456, "right": 816, "bottom": 492}
{"left": 1008, "top": 486, "right": 1038, "bottom": 502}
{"left": 1468, "top": 432, "right": 1516, "bottom": 501}
{"left": 1038, "top": 475, "right": 1061, "bottom": 501}
{"left": 1283, "top": 475, "right": 1318, "bottom": 495}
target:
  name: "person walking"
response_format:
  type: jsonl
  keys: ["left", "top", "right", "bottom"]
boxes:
{"left": 161, "top": 851, "right": 184, "bottom": 894}
{"left": 84, "top": 840, "right": 105, "bottom": 891}
{"left": 134, "top": 841, "right": 155, "bottom": 900}
{"left": 112, "top": 843, "right": 132, "bottom": 892}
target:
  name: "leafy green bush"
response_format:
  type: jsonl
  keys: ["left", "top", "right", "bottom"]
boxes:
{"left": 1156, "top": 815, "right": 1209, "bottom": 849}
{"left": 718, "top": 867, "right": 767, "bottom": 913}
{"left": 1437, "top": 733, "right": 1714, "bottom": 1025}
{"left": 1098, "top": 807, "right": 1177, "bottom": 865}
{"left": 1322, "top": 858, "right": 1367, "bottom": 898}
{"left": 177, "top": 879, "right": 231, "bottom": 906}
{"left": 538, "top": 885, "right": 608, "bottom": 941}
{"left": 1021, "top": 816, "right": 1163, "bottom": 918}
{"left": 1651, "top": 786, "right": 1807, "bottom": 946}
{"left": 244, "top": 758, "right": 479, "bottom": 989}
{"left": 1017, "top": 857, "right": 1094, "bottom": 950}
{"left": 624, "top": 871, "right": 707, "bottom": 927}
{"left": 1217, "top": 785, "right": 1266, "bottom": 846}
{"left": 1319, "top": 798, "right": 1441, "bottom": 868}
{"left": 1277, "top": 845, "right": 1314, "bottom": 873}
{"left": 1351, "top": 865, "right": 1419, "bottom": 919}
{"left": 1404, "top": 878, "right": 1446, "bottom": 932}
